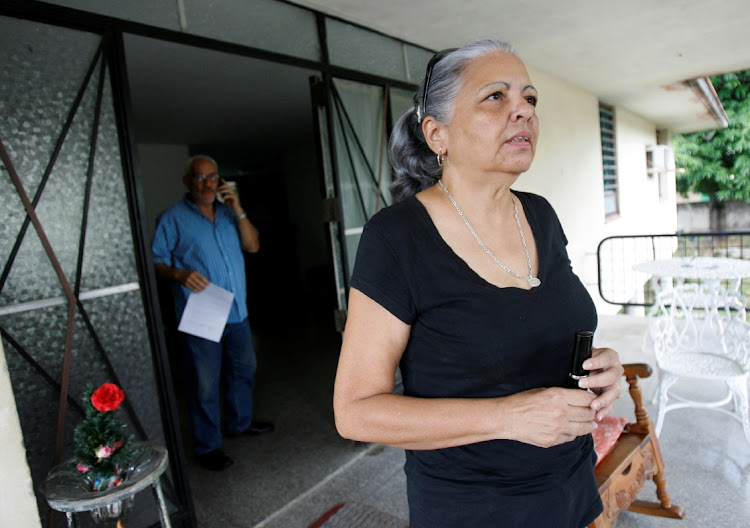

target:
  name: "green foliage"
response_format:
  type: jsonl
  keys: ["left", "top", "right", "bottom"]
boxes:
{"left": 674, "top": 70, "right": 750, "bottom": 202}
{"left": 72, "top": 385, "right": 134, "bottom": 474}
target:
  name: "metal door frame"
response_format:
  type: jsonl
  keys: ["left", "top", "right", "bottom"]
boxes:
{"left": 1, "top": 2, "right": 423, "bottom": 524}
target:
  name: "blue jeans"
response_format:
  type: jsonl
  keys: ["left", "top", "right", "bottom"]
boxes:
{"left": 181, "top": 320, "right": 257, "bottom": 455}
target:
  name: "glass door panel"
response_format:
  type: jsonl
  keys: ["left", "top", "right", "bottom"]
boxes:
{"left": 312, "top": 75, "right": 398, "bottom": 325}
{"left": 0, "top": 15, "right": 188, "bottom": 526}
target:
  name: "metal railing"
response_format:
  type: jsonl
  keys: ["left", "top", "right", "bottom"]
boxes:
{"left": 597, "top": 231, "right": 750, "bottom": 307}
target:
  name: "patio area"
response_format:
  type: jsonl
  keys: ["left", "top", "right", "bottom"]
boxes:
{"left": 188, "top": 313, "right": 750, "bottom": 527}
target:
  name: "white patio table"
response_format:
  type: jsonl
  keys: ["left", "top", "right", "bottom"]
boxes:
{"left": 633, "top": 256, "right": 750, "bottom": 294}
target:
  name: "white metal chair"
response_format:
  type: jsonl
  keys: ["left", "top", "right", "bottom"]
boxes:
{"left": 648, "top": 283, "right": 750, "bottom": 446}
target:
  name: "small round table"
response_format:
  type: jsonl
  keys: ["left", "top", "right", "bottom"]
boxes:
{"left": 40, "top": 441, "right": 172, "bottom": 528}
{"left": 633, "top": 256, "right": 750, "bottom": 293}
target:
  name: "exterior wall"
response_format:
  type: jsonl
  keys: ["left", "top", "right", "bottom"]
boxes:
{"left": 677, "top": 201, "right": 750, "bottom": 231}
{"left": 516, "top": 70, "right": 677, "bottom": 313}
{"left": 598, "top": 109, "right": 677, "bottom": 313}
{"left": 604, "top": 108, "right": 676, "bottom": 237}
{"left": 515, "top": 67, "right": 609, "bottom": 309}
{"left": 0, "top": 340, "right": 42, "bottom": 528}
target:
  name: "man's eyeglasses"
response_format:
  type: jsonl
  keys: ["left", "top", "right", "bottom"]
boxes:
{"left": 191, "top": 172, "right": 220, "bottom": 183}
{"left": 418, "top": 48, "right": 457, "bottom": 123}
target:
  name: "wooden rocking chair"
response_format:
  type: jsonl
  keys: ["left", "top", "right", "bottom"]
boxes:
{"left": 589, "top": 363, "right": 685, "bottom": 527}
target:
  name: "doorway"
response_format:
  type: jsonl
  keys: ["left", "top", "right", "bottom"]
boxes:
{"left": 124, "top": 35, "right": 358, "bottom": 526}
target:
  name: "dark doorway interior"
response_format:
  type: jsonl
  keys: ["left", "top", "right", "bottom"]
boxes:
{"left": 125, "top": 34, "right": 357, "bottom": 525}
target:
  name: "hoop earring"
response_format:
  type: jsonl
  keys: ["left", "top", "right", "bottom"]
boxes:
{"left": 437, "top": 148, "right": 444, "bottom": 167}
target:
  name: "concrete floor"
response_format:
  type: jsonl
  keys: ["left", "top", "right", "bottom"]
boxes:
{"left": 187, "top": 314, "right": 750, "bottom": 528}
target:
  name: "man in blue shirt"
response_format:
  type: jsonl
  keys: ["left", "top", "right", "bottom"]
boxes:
{"left": 152, "top": 155, "right": 273, "bottom": 471}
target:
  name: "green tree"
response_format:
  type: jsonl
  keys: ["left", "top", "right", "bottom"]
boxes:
{"left": 674, "top": 70, "right": 750, "bottom": 206}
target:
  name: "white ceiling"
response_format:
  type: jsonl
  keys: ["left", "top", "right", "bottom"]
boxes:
{"left": 290, "top": 0, "right": 750, "bottom": 133}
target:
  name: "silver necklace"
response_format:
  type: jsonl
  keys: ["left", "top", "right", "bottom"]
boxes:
{"left": 438, "top": 180, "right": 541, "bottom": 288}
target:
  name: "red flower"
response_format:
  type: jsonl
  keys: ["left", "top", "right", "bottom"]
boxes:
{"left": 90, "top": 383, "right": 125, "bottom": 412}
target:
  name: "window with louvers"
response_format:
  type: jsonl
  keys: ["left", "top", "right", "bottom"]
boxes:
{"left": 599, "top": 104, "right": 619, "bottom": 217}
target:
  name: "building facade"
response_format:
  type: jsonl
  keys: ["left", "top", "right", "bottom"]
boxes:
{"left": 0, "top": 1, "right": 720, "bottom": 526}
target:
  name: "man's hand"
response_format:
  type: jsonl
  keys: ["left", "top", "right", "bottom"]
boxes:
{"left": 218, "top": 179, "right": 242, "bottom": 214}
{"left": 175, "top": 269, "right": 210, "bottom": 292}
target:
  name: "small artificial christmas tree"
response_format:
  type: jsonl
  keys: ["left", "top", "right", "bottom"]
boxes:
{"left": 73, "top": 383, "right": 135, "bottom": 490}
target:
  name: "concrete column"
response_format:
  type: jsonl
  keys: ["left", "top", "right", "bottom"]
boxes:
{"left": 0, "top": 340, "right": 42, "bottom": 528}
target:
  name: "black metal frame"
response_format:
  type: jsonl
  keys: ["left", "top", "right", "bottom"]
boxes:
{"left": 1, "top": 0, "right": 423, "bottom": 297}
{"left": 306, "top": 11, "right": 419, "bottom": 296}
{"left": 330, "top": 82, "right": 392, "bottom": 216}
{"left": 0, "top": 0, "right": 428, "bottom": 526}
{"left": 0, "top": 5, "right": 196, "bottom": 527}
{"left": 315, "top": 13, "right": 352, "bottom": 298}
{"left": 109, "top": 27, "right": 196, "bottom": 527}
{"left": 0, "top": 0, "right": 424, "bottom": 89}
{"left": 597, "top": 230, "right": 750, "bottom": 307}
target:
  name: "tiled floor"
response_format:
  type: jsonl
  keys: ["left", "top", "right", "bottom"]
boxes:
{"left": 187, "top": 314, "right": 750, "bottom": 527}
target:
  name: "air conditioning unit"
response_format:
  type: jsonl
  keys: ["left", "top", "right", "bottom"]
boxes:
{"left": 646, "top": 145, "right": 672, "bottom": 176}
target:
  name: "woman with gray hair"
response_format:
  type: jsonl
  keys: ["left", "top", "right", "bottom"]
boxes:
{"left": 333, "top": 38, "right": 623, "bottom": 527}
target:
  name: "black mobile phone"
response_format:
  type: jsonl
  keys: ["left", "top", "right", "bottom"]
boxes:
{"left": 569, "top": 331, "right": 594, "bottom": 384}
{"left": 217, "top": 179, "right": 228, "bottom": 202}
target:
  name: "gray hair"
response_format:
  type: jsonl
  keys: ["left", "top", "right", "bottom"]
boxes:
{"left": 184, "top": 154, "right": 219, "bottom": 178}
{"left": 389, "top": 38, "right": 518, "bottom": 202}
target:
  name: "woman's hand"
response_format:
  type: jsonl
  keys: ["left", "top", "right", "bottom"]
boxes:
{"left": 577, "top": 347, "right": 624, "bottom": 421}
{"left": 502, "top": 387, "right": 598, "bottom": 448}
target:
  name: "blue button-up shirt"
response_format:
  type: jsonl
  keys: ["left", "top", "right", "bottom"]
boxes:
{"left": 152, "top": 195, "right": 247, "bottom": 323}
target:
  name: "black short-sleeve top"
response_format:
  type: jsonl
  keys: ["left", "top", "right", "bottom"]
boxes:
{"left": 349, "top": 191, "right": 603, "bottom": 528}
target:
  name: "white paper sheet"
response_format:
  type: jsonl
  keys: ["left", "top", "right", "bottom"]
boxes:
{"left": 177, "top": 283, "right": 234, "bottom": 342}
